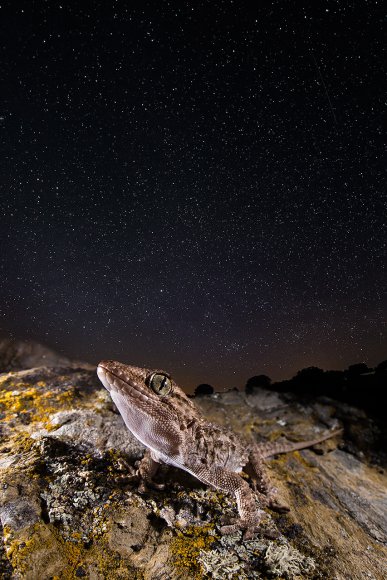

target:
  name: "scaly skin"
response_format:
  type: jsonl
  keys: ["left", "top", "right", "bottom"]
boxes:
{"left": 97, "top": 360, "right": 342, "bottom": 539}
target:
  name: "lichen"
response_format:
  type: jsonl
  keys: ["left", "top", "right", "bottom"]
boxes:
{"left": 0, "top": 381, "right": 77, "bottom": 429}
{"left": 199, "top": 548, "right": 247, "bottom": 579}
{"left": 198, "top": 533, "right": 271, "bottom": 579}
{"left": 11, "top": 432, "right": 36, "bottom": 454}
{"left": 3, "top": 519, "right": 140, "bottom": 580}
{"left": 3, "top": 522, "right": 65, "bottom": 576}
{"left": 170, "top": 524, "right": 216, "bottom": 578}
{"left": 264, "top": 540, "right": 316, "bottom": 578}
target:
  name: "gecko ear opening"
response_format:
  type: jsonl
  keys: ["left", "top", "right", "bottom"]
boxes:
{"left": 148, "top": 373, "right": 172, "bottom": 396}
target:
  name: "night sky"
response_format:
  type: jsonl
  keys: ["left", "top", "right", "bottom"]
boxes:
{"left": 1, "top": 1, "right": 386, "bottom": 391}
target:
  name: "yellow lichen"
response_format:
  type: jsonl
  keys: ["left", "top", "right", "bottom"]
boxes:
{"left": 11, "top": 432, "right": 36, "bottom": 454}
{"left": 170, "top": 524, "right": 216, "bottom": 578}
{"left": 4, "top": 519, "right": 140, "bottom": 580}
{"left": 0, "top": 382, "right": 77, "bottom": 428}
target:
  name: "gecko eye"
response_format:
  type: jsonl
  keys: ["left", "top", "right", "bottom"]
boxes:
{"left": 149, "top": 373, "right": 172, "bottom": 396}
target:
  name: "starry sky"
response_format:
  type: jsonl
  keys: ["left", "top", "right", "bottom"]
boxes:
{"left": 1, "top": 1, "right": 386, "bottom": 391}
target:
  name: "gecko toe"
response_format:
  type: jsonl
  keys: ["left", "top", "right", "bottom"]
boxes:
{"left": 220, "top": 510, "right": 268, "bottom": 538}
{"left": 150, "top": 481, "right": 166, "bottom": 490}
{"left": 220, "top": 522, "right": 242, "bottom": 536}
{"left": 138, "top": 479, "right": 166, "bottom": 493}
{"left": 220, "top": 514, "right": 237, "bottom": 526}
{"left": 267, "top": 498, "right": 290, "bottom": 512}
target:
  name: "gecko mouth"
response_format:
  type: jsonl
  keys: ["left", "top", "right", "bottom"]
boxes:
{"left": 97, "top": 364, "right": 113, "bottom": 392}
{"left": 97, "top": 361, "right": 151, "bottom": 402}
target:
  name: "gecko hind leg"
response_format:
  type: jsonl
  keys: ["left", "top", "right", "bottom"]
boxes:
{"left": 246, "top": 446, "right": 290, "bottom": 513}
{"left": 189, "top": 463, "right": 268, "bottom": 539}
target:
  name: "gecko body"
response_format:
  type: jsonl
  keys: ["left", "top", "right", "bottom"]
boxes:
{"left": 97, "top": 360, "right": 341, "bottom": 538}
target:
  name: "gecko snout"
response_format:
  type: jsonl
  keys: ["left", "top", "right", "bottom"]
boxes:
{"left": 97, "top": 361, "right": 113, "bottom": 392}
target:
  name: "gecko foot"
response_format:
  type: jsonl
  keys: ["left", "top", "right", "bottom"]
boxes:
{"left": 266, "top": 498, "right": 290, "bottom": 513}
{"left": 220, "top": 510, "right": 268, "bottom": 539}
{"left": 262, "top": 488, "right": 290, "bottom": 512}
{"left": 138, "top": 479, "right": 166, "bottom": 494}
{"left": 252, "top": 486, "right": 290, "bottom": 513}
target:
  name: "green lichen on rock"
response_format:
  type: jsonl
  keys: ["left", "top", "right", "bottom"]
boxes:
{"left": 199, "top": 548, "right": 246, "bottom": 579}
{"left": 263, "top": 540, "right": 316, "bottom": 578}
{"left": 198, "top": 533, "right": 316, "bottom": 579}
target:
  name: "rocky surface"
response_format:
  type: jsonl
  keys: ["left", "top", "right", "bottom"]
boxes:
{"left": 0, "top": 338, "right": 91, "bottom": 373}
{"left": 0, "top": 364, "right": 386, "bottom": 579}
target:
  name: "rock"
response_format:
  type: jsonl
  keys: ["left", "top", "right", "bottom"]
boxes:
{"left": 0, "top": 338, "right": 92, "bottom": 372}
{"left": 0, "top": 364, "right": 386, "bottom": 579}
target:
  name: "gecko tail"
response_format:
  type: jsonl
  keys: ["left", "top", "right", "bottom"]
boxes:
{"left": 257, "top": 428, "right": 343, "bottom": 458}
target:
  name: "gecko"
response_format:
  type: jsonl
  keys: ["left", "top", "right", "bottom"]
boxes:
{"left": 97, "top": 360, "right": 342, "bottom": 539}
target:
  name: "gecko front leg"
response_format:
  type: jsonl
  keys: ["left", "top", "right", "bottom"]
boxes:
{"left": 137, "top": 449, "right": 166, "bottom": 492}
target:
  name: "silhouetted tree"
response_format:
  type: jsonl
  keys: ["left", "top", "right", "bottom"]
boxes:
{"left": 294, "top": 366, "right": 324, "bottom": 385}
{"left": 245, "top": 375, "right": 271, "bottom": 394}
{"left": 270, "top": 379, "right": 292, "bottom": 392}
{"left": 194, "top": 383, "right": 214, "bottom": 397}
{"left": 375, "top": 360, "right": 387, "bottom": 374}
{"left": 346, "top": 363, "right": 371, "bottom": 377}
{"left": 243, "top": 359, "right": 386, "bottom": 420}
{"left": 373, "top": 360, "right": 387, "bottom": 411}
{"left": 323, "top": 370, "right": 345, "bottom": 397}
{"left": 285, "top": 366, "right": 326, "bottom": 396}
{"left": 324, "top": 370, "right": 345, "bottom": 386}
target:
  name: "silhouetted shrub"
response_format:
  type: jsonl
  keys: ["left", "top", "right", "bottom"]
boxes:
{"left": 245, "top": 375, "right": 271, "bottom": 394}
{"left": 194, "top": 383, "right": 214, "bottom": 397}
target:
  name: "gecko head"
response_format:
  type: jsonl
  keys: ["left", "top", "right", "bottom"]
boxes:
{"left": 97, "top": 360, "right": 200, "bottom": 453}
{"left": 97, "top": 360, "right": 174, "bottom": 399}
